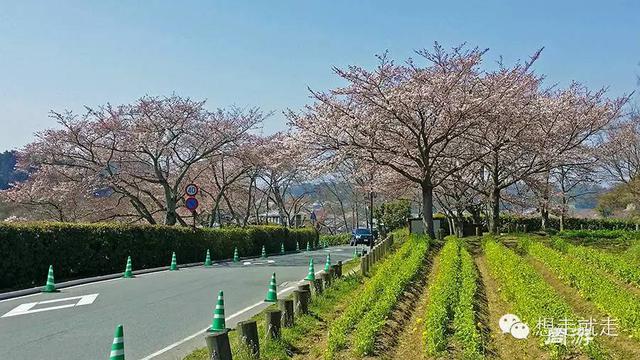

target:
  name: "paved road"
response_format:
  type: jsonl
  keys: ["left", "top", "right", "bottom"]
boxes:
{"left": 0, "top": 246, "right": 358, "bottom": 360}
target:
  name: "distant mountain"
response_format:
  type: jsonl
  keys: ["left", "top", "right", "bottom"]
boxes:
{"left": 0, "top": 151, "right": 28, "bottom": 190}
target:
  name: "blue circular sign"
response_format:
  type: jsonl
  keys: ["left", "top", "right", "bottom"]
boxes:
{"left": 185, "top": 184, "right": 199, "bottom": 196}
{"left": 185, "top": 197, "right": 199, "bottom": 211}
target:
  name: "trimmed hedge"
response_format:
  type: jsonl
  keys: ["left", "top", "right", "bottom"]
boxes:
{"left": 320, "top": 233, "right": 351, "bottom": 246}
{"left": 0, "top": 223, "right": 317, "bottom": 291}
{"left": 500, "top": 215, "right": 639, "bottom": 232}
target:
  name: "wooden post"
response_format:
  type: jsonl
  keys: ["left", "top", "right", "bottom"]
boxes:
{"left": 265, "top": 309, "right": 282, "bottom": 339}
{"left": 322, "top": 271, "right": 332, "bottom": 288}
{"left": 205, "top": 330, "right": 232, "bottom": 360}
{"left": 330, "top": 264, "right": 339, "bottom": 279}
{"left": 360, "top": 254, "right": 367, "bottom": 275}
{"left": 313, "top": 278, "right": 324, "bottom": 294}
{"left": 237, "top": 320, "right": 259, "bottom": 358}
{"left": 336, "top": 261, "right": 342, "bottom": 277}
{"left": 278, "top": 299, "right": 294, "bottom": 327}
{"left": 298, "top": 283, "right": 311, "bottom": 293}
{"left": 293, "top": 290, "right": 309, "bottom": 315}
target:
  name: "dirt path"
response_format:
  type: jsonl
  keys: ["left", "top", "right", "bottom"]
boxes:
{"left": 527, "top": 257, "right": 640, "bottom": 360}
{"left": 474, "top": 254, "right": 550, "bottom": 360}
{"left": 389, "top": 248, "right": 440, "bottom": 360}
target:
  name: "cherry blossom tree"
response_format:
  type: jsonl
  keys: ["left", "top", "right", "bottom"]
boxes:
{"left": 598, "top": 113, "right": 640, "bottom": 184}
{"left": 289, "top": 44, "right": 551, "bottom": 238}
{"left": 471, "top": 82, "right": 628, "bottom": 233}
{"left": 12, "top": 96, "right": 264, "bottom": 225}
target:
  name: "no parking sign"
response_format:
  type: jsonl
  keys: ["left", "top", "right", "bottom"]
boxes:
{"left": 185, "top": 184, "right": 199, "bottom": 211}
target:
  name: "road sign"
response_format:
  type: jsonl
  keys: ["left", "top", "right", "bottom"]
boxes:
{"left": 185, "top": 184, "right": 199, "bottom": 196}
{"left": 185, "top": 197, "right": 199, "bottom": 211}
{"left": 1, "top": 293, "right": 99, "bottom": 318}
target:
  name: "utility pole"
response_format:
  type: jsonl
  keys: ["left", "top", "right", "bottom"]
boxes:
{"left": 369, "top": 191, "right": 374, "bottom": 249}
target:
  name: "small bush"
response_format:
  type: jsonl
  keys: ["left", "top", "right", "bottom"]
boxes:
{"left": 320, "top": 233, "right": 351, "bottom": 246}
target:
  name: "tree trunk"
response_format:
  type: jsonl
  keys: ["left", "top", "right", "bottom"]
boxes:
{"left": 488, "top": 187, "right": 500, "bottom": 234}
{"left": 421, "top": 183, "right": 435, "bottom": 239}
{"left": 560, "top": 194, "right": 567, "bottom": 231}
{"left": 541, "top": 207, "right": 549, "bottom": 231}
{"left": 164, "top": 194, "right": 177, "bottom": 226}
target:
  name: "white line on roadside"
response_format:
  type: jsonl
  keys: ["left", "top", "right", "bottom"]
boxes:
{"left": 139, "top": 286, "right": 297, "bottom": 360}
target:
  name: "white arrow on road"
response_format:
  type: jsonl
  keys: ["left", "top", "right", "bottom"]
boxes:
{"left": 1, "top": 293, "right": 99, "bottom": 318}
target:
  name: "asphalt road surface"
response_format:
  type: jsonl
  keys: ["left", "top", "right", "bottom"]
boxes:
{"left": 0, "top": 245, "right": 358, "bottom": 360}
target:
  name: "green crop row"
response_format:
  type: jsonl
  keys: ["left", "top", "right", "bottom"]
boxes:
{"left": 326, "top": 234, "right": 429, "bottom": 358}
{"left": 352, "top": 235, "right": 428, "bottom": 355}
{"left": 484, "top": 239, "right": 577, "bottom": 358}
{"left": 423, "top": 238, "right": 484, "bottom": 358}
{"left": 627, "top": 243, "right": 640, "bottom": 264}
{"left": 526, "top": 241, "right": 640, "bottom": 340}
{"left": 423, "top": 239, "right": 460, "bottom": 355}
{"left": 550, "top": 238, "right": 640, "bottom": 287}
{"left": 453, "top": 246, "right": 484, "bottom": 359}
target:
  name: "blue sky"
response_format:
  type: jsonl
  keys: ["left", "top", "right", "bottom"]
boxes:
{"left": 1, "top": 0, "right": 638, "bottom": 150}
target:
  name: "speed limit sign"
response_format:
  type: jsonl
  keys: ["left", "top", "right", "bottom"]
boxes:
{"left": 185, "top": 184, "right": 199, "bottom": 196}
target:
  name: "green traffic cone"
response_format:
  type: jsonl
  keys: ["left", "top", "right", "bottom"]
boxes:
{"left": 123, "top": 256, "right": 134, "bottom": 278}
{"left": 353, "top": 248, "right": 359, "bottom": 259}
{"left": 261, "top": 245, "right": 267, "bottom": 259}
{"left": 43, "top": 265, "right": 57, "bottom": 293}
{"left": 324, "top": 254, "right": 331, "bottom": 272}
{"left": 233, "top": 247, "right": 239, "bottom": 262}
{"left": 204, "top": 249, "right": 212, "bottom": 267}
{"left": 296, "top": 241, "right": 300, "bottom": 252}
{"left": 209, "top": 290, "right": 226, "bottom": 332}
{"left": 264, "top": 273, "right": 278, "bottom": 302}
{"left": 306, "top": 241, "right": 311, "bottom": 252}
{"left": 170, "top": 252, "right": 178, "bottom": 271}
{"left": 109, "top": 324, "right": 125, "bottom": 360}
{"left": 304, "top": 258, "right": 315, "bottom": 281}
{"left": 280, "top": 243, "right": 285, "bottom": 255}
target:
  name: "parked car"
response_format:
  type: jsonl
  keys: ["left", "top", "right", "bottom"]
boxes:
{"left": 350, "top": 228, "right": 374, "bottom": 246}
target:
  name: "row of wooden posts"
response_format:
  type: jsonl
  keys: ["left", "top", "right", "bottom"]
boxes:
{"left": 360, "top": 234, "right": 394, "bottom": 276}
{"left": 204, "top": 260, "right": 345, "bottom": 359}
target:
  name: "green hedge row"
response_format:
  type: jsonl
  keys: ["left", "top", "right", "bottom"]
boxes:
{"left": 500, "top": 215, "right": 639, "bottom": 232}
{"left": 0, "top": 223, "right": 317, "bottom": 291}
{"left": 320, "top": 233, "right": 351, "bottom": 246}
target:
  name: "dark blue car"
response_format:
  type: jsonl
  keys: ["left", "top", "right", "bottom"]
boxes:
{"left": 350, "top": 228, "right": 374, "bottom": 246}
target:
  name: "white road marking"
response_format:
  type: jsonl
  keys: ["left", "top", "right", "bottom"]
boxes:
{"left": 139, "top": 286, "right": 297, "bottom": 360}
{"left": 242, "top": 261, "right": 252, "bottom": 265}
{"left": 1, "top": 293, "right": 99, "bottom": 318}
